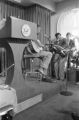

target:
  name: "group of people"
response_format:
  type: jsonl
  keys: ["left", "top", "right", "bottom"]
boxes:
{"left": 30, "top": 32, "right": 77, "bottom": 82}
{"left": 52, "top": 32, "right": 76, "bottom": 80}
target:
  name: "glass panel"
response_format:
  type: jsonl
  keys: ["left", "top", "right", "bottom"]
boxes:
{"left": 57, "top": 9, "right": 79, "bottom": 38}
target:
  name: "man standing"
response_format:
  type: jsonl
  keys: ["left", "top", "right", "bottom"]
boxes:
{"left": 58, "top": 32, "right": 76, "bottom": 80}
{"left": 52, "top": 33, "right": 63, "bottom": 80}
{"left": 65, "top": 32, "right": 76, "bottom": 68}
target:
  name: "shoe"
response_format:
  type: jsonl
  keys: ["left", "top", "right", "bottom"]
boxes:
{"left": 35, "top": 69, "right": 45, "bottom": 75}
{"left": 42, "top": 76, "right": 57, "bottom": 83}
{"left": 57, "top": 77, "right": 60, "bottom": 80}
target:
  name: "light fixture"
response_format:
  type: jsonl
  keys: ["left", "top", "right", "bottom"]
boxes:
{"left": 14, "top": 0, "right": 21, "bottom": 3}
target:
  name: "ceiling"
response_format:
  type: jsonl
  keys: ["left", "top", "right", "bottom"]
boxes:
{"left": 8, "top": 0, "right": 64, "bottom": 7}
{"left": 8, "top": 0, "right": 65, "bottom": 12}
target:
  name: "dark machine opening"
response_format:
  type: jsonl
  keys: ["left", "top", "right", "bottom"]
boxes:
{"left": 0, "top": 41, "right": 14, "bottom": 85}
{"left": 21, "top": 47, "right": 30, "bottom": 79}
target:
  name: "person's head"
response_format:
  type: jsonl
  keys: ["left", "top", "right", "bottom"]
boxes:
{"left": 55, "top": 33, "right": 61, "bottom": 40}
{"left": 66, "top": 32, "right": 72, "bottom": 40}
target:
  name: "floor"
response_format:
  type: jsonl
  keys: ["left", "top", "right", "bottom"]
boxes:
{"left": 16, "top": 79, "right": 64, "bottom": 102}
{"left": 14, "top": 84, "right": 79, "bottom": 120}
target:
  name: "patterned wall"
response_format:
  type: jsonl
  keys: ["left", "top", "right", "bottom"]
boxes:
{"left": 26, "top": 4, "right": 51, "bottom": 45}
{"left": 0, "top": 0, "right": 26, "bottom": 20}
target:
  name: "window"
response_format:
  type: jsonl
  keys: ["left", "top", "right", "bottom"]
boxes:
{"left": 57, "top": 9, "right": 79, "bottom": 38}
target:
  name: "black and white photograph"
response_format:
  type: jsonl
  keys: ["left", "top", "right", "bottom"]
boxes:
{"left": 0, "top": 0, "right": 79, "bottom": 120}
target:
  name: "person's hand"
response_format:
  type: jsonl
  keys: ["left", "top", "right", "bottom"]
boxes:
{"left": 43, "top": 45, "right": 48, "bottom": 51}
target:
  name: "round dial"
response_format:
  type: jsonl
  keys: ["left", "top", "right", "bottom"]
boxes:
{"left": 22, "top": 24, "right": 31, "bottom": 37}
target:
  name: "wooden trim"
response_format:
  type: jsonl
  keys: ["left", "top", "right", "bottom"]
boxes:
{"left": 16, "top": 94, "right": 42, "bottom": 113}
